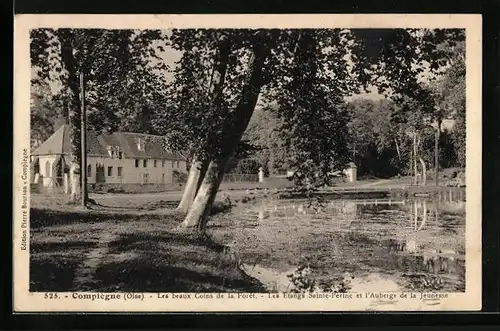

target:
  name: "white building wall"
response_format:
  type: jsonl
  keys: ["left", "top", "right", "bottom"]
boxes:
{"left": 86, "top": 156, "right": 132, "bottom": 184}
{"left": 86, "top": 156, "right": 187, "bottom": 184}
{"left": 35, "top": 155, "right": 187, "bottom": 186}
{"left": 38, "top": 155, "right": 58, "bottom": 187}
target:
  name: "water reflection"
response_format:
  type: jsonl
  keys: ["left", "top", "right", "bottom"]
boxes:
{"left": 221, "top": 188, "right": 466, "bottom": 292}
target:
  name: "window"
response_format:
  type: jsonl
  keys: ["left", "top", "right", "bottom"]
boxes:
{"left": 137, "top": 138, "right": 145, "bottom": 152}
{"left": 162, "top": 173, "right": 165, "bottom": 183}
{"left": 135, "top": 159, "right": 139, "bottom": 168}
{"left": 107, "top": 146, "right": 113, "bottom": 158}
{"left": 176, "top": 161, "right": 180, "bottom": 168}
{"left": 117, "top": 167, "right": 123, "bottom": 177}
{"left": 162, "top": 160, "right": 165, "bottom": 167}
{"left": 118, "top": 151, "right": 123, "bottom": 159}
{"left": 45, "top": 161, "right": 51, "bottom": 178}
{"left": 143, "top": 159, "right": 147, "bottom": 168}
{"left": 154, "top": 160, "right": 157, "bottom": 168}
{"left": 107, "top": 166, "right": 113, "bottom": 176}
{"left": 143, "top": 173, "right": 149, "bottom": 184}
{"left": 87, "top": 164, "right": 92, "bottom": 178}
{"left": 171, "top": 161, "right": 175, "bottom": 168}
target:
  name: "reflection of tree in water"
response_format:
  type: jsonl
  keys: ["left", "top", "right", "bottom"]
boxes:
{"left": 385, "top": 199, "right": 465, "bottom": 291}
{"left": 403, "top": 199, "right": 428, "bottom": 253}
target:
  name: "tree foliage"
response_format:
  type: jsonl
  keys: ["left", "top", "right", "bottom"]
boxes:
{"left": 268, "top": 30, "right": 353, "bottom": 187}
{"left": 241, "top": 107, "right": 289, "bottom": 174}
{"left": 435, "top": 41, "right": 466, "bottom": 166}
{"left": 30, "top": 28, "right": 169, "bottom": 135}
{"left": 347, "top": 99, "right": 403, "bottom": 177}
{"left": 30, "top": 81, "right": 65, "bottom": 150}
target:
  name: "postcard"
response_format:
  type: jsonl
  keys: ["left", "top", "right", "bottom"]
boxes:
{"left": 13, "top": 13, "right": 482, "bottom": 312}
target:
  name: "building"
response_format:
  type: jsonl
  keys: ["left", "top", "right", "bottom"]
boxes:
{"left": 31, "top": 124, "right": 187, "bottom": 187}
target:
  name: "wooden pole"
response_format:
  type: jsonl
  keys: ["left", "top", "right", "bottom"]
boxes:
{"left": 435, "top": 125, "right": 440, "bottom": 187}
{"left": 80, "top": 71, "right": 87, "bottom": 207}
{"left": 413, "top": 132, "right": 418, "bottom": 185}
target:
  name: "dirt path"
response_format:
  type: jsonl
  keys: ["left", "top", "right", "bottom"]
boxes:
{"left": 72, "top": 231, "right": 118, "bottom": 290}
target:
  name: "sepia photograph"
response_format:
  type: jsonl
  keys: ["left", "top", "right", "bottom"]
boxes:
{"left": 13, "top": 14, "right": 482, "bottom": 312}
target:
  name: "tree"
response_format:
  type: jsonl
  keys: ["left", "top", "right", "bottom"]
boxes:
{"left": 30, "top": 81, "right": 64, "bottom": 150}
{"left": 155, "top": 30, "right": 238, "bottom": 212}
{"left": 182, "top": 30, "right": 275, "bottom": 230}
{"left": 347, "top": 98, "right": 407, "bottom": 177}
{"left": 270, "top": 30, "right": 352, "bottom": 189}
{"left": 174, "top": 28, "right": 360, "bottom": 229}
{"left": 30, "top": 28, "right": 167, "bottom": 201}
{"left": 391, "top": 92, "right": 436, "bottom": 185}
{"left": 241, "top": 107, "right": 289, "bottom": 175}
{"left": 436, "top": 41, "right": 466, "bottom": 167}
{"left": 350, "top": 28, "right": 465, "bottom": 185}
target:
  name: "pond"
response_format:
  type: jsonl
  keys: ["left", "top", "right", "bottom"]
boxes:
{"left": 211, "top": 188, "right": 466, "bottom": 293}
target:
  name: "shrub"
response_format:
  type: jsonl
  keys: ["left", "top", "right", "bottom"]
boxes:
{"left": 173, "top": 170, "right": 188, "bottom": 184}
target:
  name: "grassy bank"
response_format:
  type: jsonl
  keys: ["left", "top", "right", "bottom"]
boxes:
{"left": 29, "top": 195, "right": 265, "bottom": 293}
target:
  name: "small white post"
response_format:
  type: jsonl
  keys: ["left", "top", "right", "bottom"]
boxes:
{"left": 258, "top": 167, "right": 265, "bottom": 183}
{"left": 70, "top": 163, "right": 80, "bottom": 202}
{"left": 347, "top": 162, "right": 357, "bottom": 183}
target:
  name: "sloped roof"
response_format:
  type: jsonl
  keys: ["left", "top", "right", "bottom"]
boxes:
{"left": 100, "top": 132, "right": 185, "bottom": 160}
{"left": 31, "top": 125, "right": 185, "bottom": 161}
{"left": 32, "top": 124, "right": 71, "bottom": 156}
{"left": 32, "top": 124, "right": 107, "bottom": 157}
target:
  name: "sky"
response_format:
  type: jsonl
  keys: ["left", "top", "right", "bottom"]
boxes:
{"left": 42, "top": 28, "right": 444, "bottom": 104}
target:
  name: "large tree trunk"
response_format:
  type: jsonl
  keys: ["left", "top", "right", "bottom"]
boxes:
{"left": 413, "top": 132, "right": 418, "bottom": 185}
{"left": 59, "top": 30, "right": 82, "bottom": 202}
{"left": 419, "top": 157, "right": 427, "bottom": 186}
{"left": 182, "top": 157, "right": 229, "bottom": 229}
{"left": 394, "top": 138, "right": 402, "bottom": 176}
{"left": 394, "top": 138, "right": 401, "bottom": 161}
{"left": 70, "top": 163, "right": 80, "bottom": 201}
{"left": 435, "top": 118, "right": 441, "bottom": 186}
{"left": 409, "top": 148, "right": 413, "bottom": 178}
{"left": 177, "top": 157, "right": 209, "bottom": 212}
{"left": 176, "top": 33, "right": 231, "bottom": 211}
{"left": 183, "top": 40, "right": 270, "bottom": 231}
